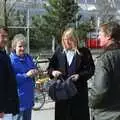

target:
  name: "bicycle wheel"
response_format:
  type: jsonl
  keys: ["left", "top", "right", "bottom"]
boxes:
{"left": 32, "top": 88, "right": 45, "bottom": 111}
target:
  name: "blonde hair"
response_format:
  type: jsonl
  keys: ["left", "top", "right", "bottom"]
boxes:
{"left": 61, "top": 28, "right": 79, "bottom": 49}
{"left": 11, "top": 34, "right": 26, "bottom": 51}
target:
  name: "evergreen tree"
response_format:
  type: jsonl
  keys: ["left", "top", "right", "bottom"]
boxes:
{"left": 32, "top": 0, "right": 79, "bottom": 44}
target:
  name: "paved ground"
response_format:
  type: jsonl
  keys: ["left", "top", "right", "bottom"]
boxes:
{"left": 32, "top": 101, "right": 55, "bottom": 120}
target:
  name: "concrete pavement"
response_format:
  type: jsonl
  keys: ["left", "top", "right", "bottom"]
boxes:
{"left": 32, "top": 101, "right": 55, "bottom": 120}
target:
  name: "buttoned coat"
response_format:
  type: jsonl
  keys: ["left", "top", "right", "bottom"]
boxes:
{"left": 48, "top": 47, "right": 95, "bottom": 120}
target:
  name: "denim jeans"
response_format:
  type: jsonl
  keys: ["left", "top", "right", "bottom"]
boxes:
{"left": 13, "top": 109, "right": 32, "bottom": 120}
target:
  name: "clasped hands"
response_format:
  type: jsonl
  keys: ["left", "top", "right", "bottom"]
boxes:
{"left": 52, "top": 70, "right": 79, "bottom": 81}
{"left": 26, "top": 69, "right": 39, "bottom": 77}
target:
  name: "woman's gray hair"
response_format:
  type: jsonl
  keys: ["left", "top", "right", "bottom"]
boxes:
{"left": 11, "top": 34, "right": 26, "bottom": 51}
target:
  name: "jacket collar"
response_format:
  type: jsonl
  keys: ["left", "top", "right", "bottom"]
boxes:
{"left": 97, "top": 42, "right": 120, "bottom": 58}
{"left": 104, "top": 42, "right": 120, "bottom": 51}
{"left": 10, "top": 52, "right": 26, "bottom": 62}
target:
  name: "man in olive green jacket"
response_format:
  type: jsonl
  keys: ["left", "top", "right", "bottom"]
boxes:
{"left": 89, "top": 22, "right": 120, "bottom": 120}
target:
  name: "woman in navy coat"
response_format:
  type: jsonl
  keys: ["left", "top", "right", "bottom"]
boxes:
{"left": 48, "top": 28, "right": 95, "bottom": 120}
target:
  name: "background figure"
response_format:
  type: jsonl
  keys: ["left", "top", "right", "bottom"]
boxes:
{"left": 89, "top": 22, "right": 120, "bottom": 120}
{"left": 0, "top": 26, "right": 19, "bottom": 120}
{"left": 10, "top": 34, "right": 39, "bottom": 120}
{"left": 48, "top": 28, "right": 95, "bottom": 120}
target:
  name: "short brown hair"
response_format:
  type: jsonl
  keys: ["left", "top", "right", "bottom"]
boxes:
{"left": 0, "top": 26, "right": 8, "bottom": 33}
{"left": 100, "top": 22, "right": 120, "bottom": 42}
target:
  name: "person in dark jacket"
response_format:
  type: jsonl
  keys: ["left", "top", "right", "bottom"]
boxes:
{"left": 0, "top": 26, "right": 19, "bottom": 119}
{"left": 89, "top": 22, "right": 120, "bottom": 120}
{"left": 48, "top": 28, "right": 95, "bottom": 120}
{"left": 9, "top": 34, "right": 39, "bottom": 120}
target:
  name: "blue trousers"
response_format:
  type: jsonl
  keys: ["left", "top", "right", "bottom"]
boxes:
{"left": 13, "top": 108, "right": 32, "bottom": 120}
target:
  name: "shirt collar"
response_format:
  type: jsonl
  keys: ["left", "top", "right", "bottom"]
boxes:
{"left": 63, "top": 48, "right": 80, "bottom": 55}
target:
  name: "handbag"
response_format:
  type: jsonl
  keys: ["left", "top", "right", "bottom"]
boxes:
{"left": 48, "top": 75, "right": 77, "bottom": 101}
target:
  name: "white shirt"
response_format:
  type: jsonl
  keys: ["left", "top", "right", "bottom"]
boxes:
{"left": 64, "top": 50, "right": 76, "bottom": 66}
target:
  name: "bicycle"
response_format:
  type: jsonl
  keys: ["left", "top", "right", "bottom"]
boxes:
{"left": 32, "top": 72, "right": 52, "bottom": 111}
{"left": 32, "top": 80, "right": 46, "bottom": 111}
{"left": 32, "top": 57, "right": 53, "bottom": 111}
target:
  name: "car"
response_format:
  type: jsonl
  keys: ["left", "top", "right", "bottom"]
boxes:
{"left": 85, "top": 38, "right": 101, "bottom": 48}
{"left": 86, "top": 31, "right": 101, "bottom": 48}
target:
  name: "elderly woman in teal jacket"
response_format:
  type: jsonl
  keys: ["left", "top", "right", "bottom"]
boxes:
{"left": 10, "top": 34, "right": 39, "bottom": 120}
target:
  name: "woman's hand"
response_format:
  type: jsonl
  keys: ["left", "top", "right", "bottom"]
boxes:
{"left": 26, "top": 69, "right": 39, "bottom": 77}
{"left": 70, "top": 74, "right": 79, "bottom": 81}
{"left": 52, "top": 70, "right": 62, "bottom": 78}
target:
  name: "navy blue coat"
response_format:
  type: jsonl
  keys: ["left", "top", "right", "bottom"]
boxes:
{"left": 48, "top": 47, "right": 95, "bottom": 120}
{"left": 0, "top": 50, "right": 19, "bottom": 115}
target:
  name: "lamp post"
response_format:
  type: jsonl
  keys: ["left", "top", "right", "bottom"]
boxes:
{"left": 74, "top": 0, "right": 78, "bottom": 28}
{"left": 27, "top": 7, "right": 30, "bottom": 53}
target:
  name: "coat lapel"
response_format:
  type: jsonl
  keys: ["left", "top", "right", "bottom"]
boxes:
{"left": 58, "top": 51, "right": 67, "bottom": 75}
{"left": 76, "top": 52, "right": 82, "bottom": 72}
{"left": 58, "top": 49, "right": 82, "bottom": 75}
